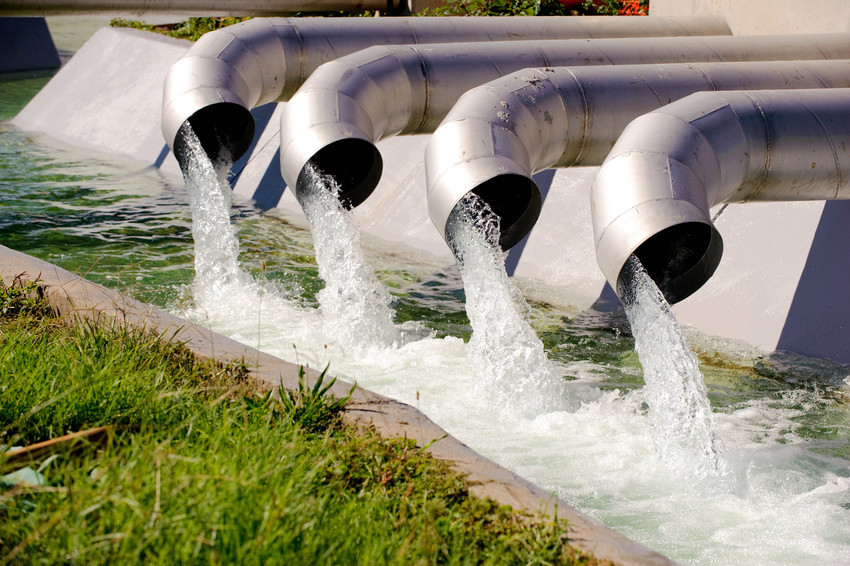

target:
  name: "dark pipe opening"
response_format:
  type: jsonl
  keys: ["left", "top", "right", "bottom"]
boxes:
{"left": 471, "top": 174, "right": 542, "bottom": 251}
{"left": 173, "top": 102, "right": 254, "bottom": 170}
{"left": 295, "top": 139, "right": 383, "bottom": 209}
{"left": 619, "top": 222, "right": 723, "bottom": 305}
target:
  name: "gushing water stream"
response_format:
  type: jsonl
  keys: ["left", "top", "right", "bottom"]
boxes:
{"left": 620, "top": 255, "right": 730, "bottom": 480}
{"left": 179, "top": 128, "right": 252, "bottom": 304}
{"left": 298, "top": 164, "right": 401, "bottom": 349}
{"left": 179, "top": 127, "right": 319, "bottom": 352}
{"left": 447, "top": 193, "right": 568, "bottom": 415}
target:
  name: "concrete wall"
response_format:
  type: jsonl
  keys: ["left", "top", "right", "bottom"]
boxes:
{"left": 651, "top": 0, "right": 850, "bottom": 35}
{"left": 12, "top": 25, "right": 850, "bottom": 364}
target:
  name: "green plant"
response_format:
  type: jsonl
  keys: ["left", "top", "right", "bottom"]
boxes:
{"left": 421, "top": 0, "right": 572, "bottom": 17}
{"left": 278, "top": 365, "right": 354, "bottom": 432}
{"left": 109, "top": 17, "right": 251, "bottom": 41}
{"left": 0, "top": 275, "right": 52, "bottom": 320}
{"left": 582, "top": 0, "right": 649, "bottom": 15}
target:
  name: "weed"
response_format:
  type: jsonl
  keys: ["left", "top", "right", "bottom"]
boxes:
{"left": 109, "top": 17, "right": 251, "bottom": 41}
{"left": 278, "top": 365, "right": 354, "bottom": 432}
{"left": 0, "top": 276, "right": 52, "bottom": 320}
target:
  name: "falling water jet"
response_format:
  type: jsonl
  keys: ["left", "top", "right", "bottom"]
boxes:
{"left": 620, "top": 254, "right": 730, "bottom": 481}
{"left": 446, "top": 193, "right": 568, "bottom": 415}
{"left": 176, "top": 125, "right": 318, "bottom": 353}
{"left": 298, "top": 164, "right": 402, "bottom": 349}
{"left": 178, "top": 126, "right": 256, "bottom": 306}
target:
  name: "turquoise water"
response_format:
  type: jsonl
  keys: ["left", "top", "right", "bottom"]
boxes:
{"left": 4, "top": 78, "right": 850, "bottom": 564}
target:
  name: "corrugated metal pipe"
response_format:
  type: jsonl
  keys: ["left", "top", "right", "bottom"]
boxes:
{"left": 424, "top": 51, "right": 850, "bottom": 250}
{"left": 160, "top": 15, "right": 730, "bottom": 168}
{"left": 282, "top": 33, "right": 850, "bottom": 209}
{"left": 592, "top": 88, "right": 850, "bottom": 304}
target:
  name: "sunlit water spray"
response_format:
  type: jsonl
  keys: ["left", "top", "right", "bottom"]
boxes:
{"left": 620, "top": 255, "right": 730, "bottom": 480}
{"left": 298, "top": 164, "right": 403, "bottom": 349}
{"left": 178, "top": 127, "right": 317, "bottom": 349}
{"left": 179, "top": 127, "right": 252, "bottom": 305}
{"left": 447, "top": 193, "right": 568, "bottom": 415}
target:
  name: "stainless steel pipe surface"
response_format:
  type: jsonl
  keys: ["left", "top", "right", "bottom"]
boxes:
{"left": 160, "top": 15, "right": 730, "bottom": 166}
{"left": 425, "top": 53, "right": 850, "bottom": 250}
{"left": 592, "top": 88, "right": 850, "bottom": 304}
{"left": 283, "top": 32, "right": 850, "bottom": 212}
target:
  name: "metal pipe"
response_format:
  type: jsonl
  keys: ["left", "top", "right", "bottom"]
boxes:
{"left": 592, "top": 88, "right": 850, "bottom": 304}
{"left": 161, "top": 15, "right": 730, "bottom": 167}
{"left": 424, "top": 53, "right": 850, "bottom": 250}
{"left": 282, "top": 33, "right": 850, "bottom": 210}
{"left": 0, "top": 0, "right": 396, "bottom": 15}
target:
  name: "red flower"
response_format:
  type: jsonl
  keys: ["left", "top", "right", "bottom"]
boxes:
{"left": 620, "top": 0, "right": 648, "bottom": 15}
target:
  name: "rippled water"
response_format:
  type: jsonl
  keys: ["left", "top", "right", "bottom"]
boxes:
{"left": 3, "top": 114, "right": 850, "bottom": 564}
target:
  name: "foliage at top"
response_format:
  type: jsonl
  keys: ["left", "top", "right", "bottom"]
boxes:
{"left": 109, "top": 0, "right": 651, "bottom": 31}
{"left": 422, "top": 0, "right": 574, "bottom": 16}
{"left": 109, "top": 17, "right": 251, "bottom": 41}
{"left": 583, "top": 0, "right": 649, "bottom": 15}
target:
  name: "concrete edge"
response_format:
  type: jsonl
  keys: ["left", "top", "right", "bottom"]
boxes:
{"left": 0, "top": 244, "right": 674, "bottom": 565}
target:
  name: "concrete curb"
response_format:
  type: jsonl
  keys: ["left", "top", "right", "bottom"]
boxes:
{"left": 0, "top": 243, "right": 673, "bottom": 565}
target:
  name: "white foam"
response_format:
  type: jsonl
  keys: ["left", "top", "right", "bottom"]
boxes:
{"left": 621, "top": 255, "right": 730, "bottom": 481}
{"left": 447, "top": 194, "right": 571, "bottom": 416}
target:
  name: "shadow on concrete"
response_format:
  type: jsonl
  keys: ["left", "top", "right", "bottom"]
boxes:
{"left": 229, "top": 102, "right": 287, "bottom": 209}
{"left": 505, "top": 168, "right": 555, "bottom": 277}
{"left": 777, "top": 200, "right": 850, "bottom": 364}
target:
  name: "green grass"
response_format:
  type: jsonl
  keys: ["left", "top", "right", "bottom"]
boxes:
{"left": 0, "top": 278, "right": 594, "bottom": 565}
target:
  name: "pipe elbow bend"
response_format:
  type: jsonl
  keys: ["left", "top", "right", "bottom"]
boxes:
{"left": 280, "top": 90, "right": 382, "bottom": 209}
{"left": 161, "top": 19, "right": 287, "bottom": 168}
{"left": 425, "top": 93, "right": 545, "bottom": 251}
{"left": 591, "top": 110, "right": 724, "bottom": 304}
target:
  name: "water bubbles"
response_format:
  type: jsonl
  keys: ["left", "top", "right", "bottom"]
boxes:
{"left": 447, "top": 193, "right": 569, "bottom": 415}
{"left": 298, "top": 164, "right": 403, "bottom": 350}
{"left": 621, "top": 254, "right": 730, "bottom": 481}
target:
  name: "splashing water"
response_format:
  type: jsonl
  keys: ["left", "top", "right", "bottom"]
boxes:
{"left": 621, "top": 255, "right": 730, "bottom": 480}
{"left": 179, "top": 127, "right": 255, "bottom": 305}
{"left": 179, "top": 127, "right": 317, "bottom": 351}
{"left": 447, "top": 193, "right": 567, "bottom": 414}
{"left": 298, "top": 164, "right": 401, "bottom": 349}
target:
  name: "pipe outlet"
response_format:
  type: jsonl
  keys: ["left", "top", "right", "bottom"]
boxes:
{"left": 163, "top": 16, "right": 730, "bottom": 167}
{"left": 162, "top": 18, "right": 290, "bottom": 168}
{"left": 592, "top": 88, "right": 850, "bottom": 304}
{"left": 426, "top": 55, "right": 850, "bottom": 252}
